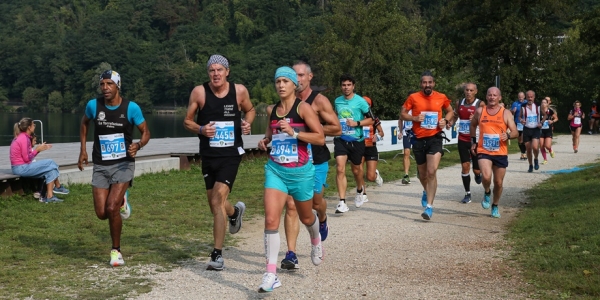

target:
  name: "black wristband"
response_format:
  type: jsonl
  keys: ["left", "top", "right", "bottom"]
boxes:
{"left": 357, "top": 120, "right": 361, "bottom": 126}
{"left": 471, "top": 137, "right": 476, "bottom": 144}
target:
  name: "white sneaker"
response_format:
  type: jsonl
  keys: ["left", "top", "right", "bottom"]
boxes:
{"left": 120, "top": 190, "right": 131, "bottom": 220}
{"left": 258, "top": 272, "right": 281, "bottom": 293}
{"left": 109, "top": 249, "right": 125, "bottom": 267}
{"left": 355, "top": 192, "right": 365, "bottom": 208}
{"left": 375, "top": 170, "right": 383, "bottom": 187}
{"left": 335, "top": 201, "right": 349, "bottom": 213}
{"left": 207, "top": 255, "right": 224, "bottom": 271}
{"left": 311, "top": 240, "right": 324, "bottom": 266}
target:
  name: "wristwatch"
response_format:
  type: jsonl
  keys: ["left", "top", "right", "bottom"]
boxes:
{"left": 137, "top": 142, "right": 143, "bottom": 150}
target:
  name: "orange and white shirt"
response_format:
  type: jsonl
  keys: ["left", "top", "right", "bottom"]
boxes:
{"left": 477, "top": 106, "right": 508, "bottom": 156}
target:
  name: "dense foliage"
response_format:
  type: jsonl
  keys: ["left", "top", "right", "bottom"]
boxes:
{"left": 0, "top": 0, "right": 599, "bottom": 122}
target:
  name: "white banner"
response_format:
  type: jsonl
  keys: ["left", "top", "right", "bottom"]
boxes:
{"left": 375, "top": 120, "right": 459, "bottom": 153}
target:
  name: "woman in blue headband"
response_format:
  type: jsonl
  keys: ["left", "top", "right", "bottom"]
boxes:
{"left": 256, "top": 66, "right": 325, "bottom": 293}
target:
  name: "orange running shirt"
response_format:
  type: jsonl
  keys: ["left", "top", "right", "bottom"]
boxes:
{"left": 477, "top": 106, "right": 508, "bottom": 156}
{"left": 402, "top": 91, "right": 451, "bottom": 138}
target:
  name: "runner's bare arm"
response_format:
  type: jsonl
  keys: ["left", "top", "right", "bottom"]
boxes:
{"left": 258, "top": 105, "right": 275, "bottom": 151}
{"left": 237, "top": 84, "right": 256, "bottom": 124}
{"left": 297, "top": 102, "right": 325, "bottom": 145}
{"left": 504, "top": 109, "right": 518, "bottom": 139}
{"left": 183, "top": 85, "right": 205, "bottom": 134}
{"left": 78, "top": 115, "right": 91, "bottom": 170}
{"left": 314, "top": 94, "right": 341, "bottom": 136}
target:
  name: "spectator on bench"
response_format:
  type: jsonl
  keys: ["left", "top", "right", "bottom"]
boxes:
{"left": 10, "top": 118, "right": 69, "bottom": 203}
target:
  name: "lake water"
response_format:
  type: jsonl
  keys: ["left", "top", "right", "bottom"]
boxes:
{"left": 0, "top": 112, "right": 269, "bottom": 146}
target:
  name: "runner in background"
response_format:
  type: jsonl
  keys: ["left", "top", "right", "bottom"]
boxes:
{"left": 361, "top": 96, "right": 384, "bottom": 190}
{"left": 568, "top": 101, "right": 585, "bottom": 153}
{"left": 539, "top": 97, "right": 558, "bottom": 164}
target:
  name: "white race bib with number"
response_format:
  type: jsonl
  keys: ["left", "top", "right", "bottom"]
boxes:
{"left": 458, "top": 119, "right": 470, "bottom": 134}
{"left": 541, "top": 120, "right": 549, "bottom": 129}
{"left": 340, "top": 118, "right": 355, "bottom": 135}
{"left": 209, "top": 121, "right": 235, "bottom": 147}
{"left": 482, "top": 133, "right": 500, "bottom": 152}
{"left": 270, "top": 133, "right": 298, "bottom": 163}
{"left": 526, "top": 115, "right": 538, "bottom": 128}
{"left": 574, "top": 117, "right": 581, "bottom": 125}
{"left": 404, "top": 120, "right": 413, "bottom": 130}
{"left": 517, "top": 123, "right": 524, "bottom": 131}
{"left": 421, "top": 111, "right": 438, "bottom": 130}
{"left": 99, "top": 133, "right": 126, "bottom": 161}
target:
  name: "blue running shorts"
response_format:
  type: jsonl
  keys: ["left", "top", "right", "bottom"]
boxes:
{"left": 264, "top": 160, "right": 315, "bottom": 201}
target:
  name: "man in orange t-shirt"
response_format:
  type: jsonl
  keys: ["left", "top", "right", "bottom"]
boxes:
{"left": 469, "top": 87, "right": 518, "bottom": 218}
{"left": 400, "top": 71, "right": 454, "bottom": 220}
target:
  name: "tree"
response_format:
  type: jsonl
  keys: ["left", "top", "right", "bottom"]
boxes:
{"left": 22, "top": 87, "right": 46, "bottom": 112}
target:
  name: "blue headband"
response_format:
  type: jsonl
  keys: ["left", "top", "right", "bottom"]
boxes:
{"left": 274, "top": 66, "right": 298, "bottom": 86}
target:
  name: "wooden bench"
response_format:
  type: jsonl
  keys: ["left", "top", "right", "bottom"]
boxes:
{"left": 0, "top": 170, "right": 24, "bottom": 197}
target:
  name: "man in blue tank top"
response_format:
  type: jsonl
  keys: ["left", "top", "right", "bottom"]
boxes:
{"left": 183, "top": 54, "right": 256, "bottom": 271}
{"left": 78, "top": 70, "right": 151, "bottom": 267}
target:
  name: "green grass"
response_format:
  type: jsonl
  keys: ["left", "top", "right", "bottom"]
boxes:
{"left": 507, "top": 163, "right": 600, "bottom": 299}
{"left": 0, "top": 141, "right": 521, "bottom": 299}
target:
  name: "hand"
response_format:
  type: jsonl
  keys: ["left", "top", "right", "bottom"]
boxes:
{"left": 470, "top": 143, "right": 477, "bottom": 156}
{"left": 202, "top": 122, "right": 216, "bottom": 138}
{"left": 468, "top": 113, "right": 474, "bottom": 121}
{"left": 278, "top": 120, "right": 293, "bottom": 136}
{"left": 501, "top": 131, "right": 509, "bottom": 141}
{"left": 241, "top": 119, "right": 251, "bottom": 135}
{"left": 36, "top": 142, "right": 52, "bottom": 152}
{"left": 438, "top": 119, "right": 447, "bottom": 129}
{"left": 127, "top": 142, "right": 140, "bottom": 157}
{"left": 78, "top": 151, "right": 88, "bottom": 171}
{"left": 258, "top": 138, "right": 270, "bottom": 151}
{"left": 415, "top": 114, "right": 425, "bottom": 122}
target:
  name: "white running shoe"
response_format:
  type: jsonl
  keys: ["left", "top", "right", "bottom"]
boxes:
{"left": 120, "top": 190, "right": 131, "bottom": 220}
{"left": 335, "top": 201, "right": 349, "bottom": 213}
{"left": 109, "top": 249, "right": 125, "bottom": 267}
{"left": 258, "top": 272, "right": 281, "bottom": 293}
{"left": 355, "top": 191, "right": 365, "bottom": 207}
{"left": 311, "top": 240, "right": 324, "bottom": 266}
{"left": 206, "top": 255, "right": 224, "bottom": 271}
{"left": 375, "top": 169, "right": 383, "bottom": 187}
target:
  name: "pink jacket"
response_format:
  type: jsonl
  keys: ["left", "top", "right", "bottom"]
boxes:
{"left": 10, "top": 132, "right": 37, "bottom": 166}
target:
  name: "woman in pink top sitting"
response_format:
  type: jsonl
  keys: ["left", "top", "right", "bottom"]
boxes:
{"left": 10, "top": 118, "right": 69, "bottom": 203}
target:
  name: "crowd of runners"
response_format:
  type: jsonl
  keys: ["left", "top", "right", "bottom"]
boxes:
{"left": 11, "top": 53, "right": 598, "bottom": 294}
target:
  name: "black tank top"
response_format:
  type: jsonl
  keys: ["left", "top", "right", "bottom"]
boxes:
{"left": 269, "top": 98, "right": 310, "bottom": 167}
{"left": 197, "top": 82, "right": 243, "bottom": 157}
{"left": 305, "top": 91, "right": 331, "bottom": 164}
{"left": 92, "top": 97, "right": 134, "bottom": 165}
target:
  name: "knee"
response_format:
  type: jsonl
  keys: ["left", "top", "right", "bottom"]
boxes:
{"left": 298, "top": 213, "right": 315, "bottom": 226}
{"left": 265, "top": 214, "right": 280, "bottom": 229}
{"left": 285, "top": 204, "right": 298, "bottom": 218}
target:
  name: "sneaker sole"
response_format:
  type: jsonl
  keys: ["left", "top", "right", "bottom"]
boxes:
{"left": 230, "top": 202, "right": 246, "bottom": 234}
{"left": 280, "top": 261, "right": 299, "bottom": 271}
{"left": 53, "top": 191, "right": 69, "bottom": 195}
{"left": 206, "top": 265, "right": 224, "bottom": 271}
{"left": 259, "top": 281, "right": 282, "bottom": 293}
{"left": 335, "top": 210, "right": 347, "bottom": 214}
{"left": 421, "top": 212, "right": 431, "bottom": 220}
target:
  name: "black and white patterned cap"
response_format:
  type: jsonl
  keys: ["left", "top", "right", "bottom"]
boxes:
{"left": 206, "top": 54, "right": 229, "bottom": 70}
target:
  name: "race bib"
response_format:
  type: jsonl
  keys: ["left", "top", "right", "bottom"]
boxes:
{"left": 458, "top": 119, "right": 470, "bottom": 134}
{"left": 209, "top": 121, "right": 235, "bottom": 147}
{"left": 270, "top": 133, "right": 299, "bottom": 163}
{"left": 307, "top": 143, "right": 313, "bottom": 162}
{"left": 363, "top": 126, "right": 372, "bottom": 147}
{"left": 482, "top": 133, "right": 500, "bottom": 152}
{"left": 574, "top": 117, "right": 581, "bottom": 125}
{"left": 517, "top": 123, "right": 524, "bottom": 131}
{"left": 340, "top": 118, "right": 355, "bottom": 136}
{"left": 99, "top": 133, "right": 126, "bottom": 161}
{"left": 526, "top": 115, "right": 538, "bottom": 128}
{"left": 404, "top": 120, "right": 413, "bottom": 130}
{"left": 421, "top": 111, "right": 438, "bottom": 130}
{"left": 541, "top": 120, "right": 550, "bottom": 129}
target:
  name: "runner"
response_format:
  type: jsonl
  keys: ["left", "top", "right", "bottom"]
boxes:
{"left": 510, "top": 92, "right": 527, "bottom": 160}
{"left": 78, "top": 70, "right": 151, "bottom": 266}
{"left": 469, "top": 87, "right": 518, "bottom": 218}
{"left": 333, "top": 74, "right": 374, "bottom": 213}
{"left": 361, "top": 96, "right": 384, "bottom": 189}
{"left": 399, "top": 105, "right": 414, "bottom": 185}
{"left": 183, "top": 54, "right": 255, "bottom": 271}
{"left": 453, "top": 82, "right": 485, "bottom": 204}
{"left": 519, "top": 90, "right": 541, "bottom": 172}
{"left": 568, "top": 101, "right": 585, "bottom": 153}
{"left": 588, "top": 100, "right": 600, "bottom": 134}
{"left": 280, "top": 61, "right": 341, "bottom": 271}
{"left": 256, "top": 66, "right": 325, "bottom": 293}
{"left": 400, "top": 71, "right": 454, "bottom": 220}
{"left": 539, "top": 97, "right": 558, "bottom": 164}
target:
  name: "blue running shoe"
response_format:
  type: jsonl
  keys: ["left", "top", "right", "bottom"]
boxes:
{"left": 319, "top": 219, "right": 328, "bottom": 241}
{"left": 491, "top": 205, "right": 501, "bottom": 218}
{"left": 481, "top": 192, "right": 491, "bottom": 209}
{"left": 421, "top": 206, "right": 433, "bottom": 220}
{"left": 421, "top": 191, "right": 427, "bottom": 208}
{"left": 280, "top": 251, "right": 299, "bottom": 270}
{"left": 534, "top": 159, "right": 539, "bottom": 170}
{"left": 53, "top": 186, "right": 69, "bottom": 195}
{"left": 474, "top": 173, "right": 482, "bottom": 185}
{"left": 528, "top": 165, "right": 533, "bottom": 173}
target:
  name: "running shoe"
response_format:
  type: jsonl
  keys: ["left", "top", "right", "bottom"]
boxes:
{"left": 401, "top": 174, "right": 411, "bottom": 184}
{"left": 491, "top": 205, "right": 501, "bottom": 218}
{"left": 574, "top": 149, "right": 578, "bottom": 153}
{"left": 360, "top": 185, "right": 369, "bottom": 203}
{"left": 109, "top": 249, "right": 125, "bottom": 267}
{"left": 229, "top": 202, "right": 246, "bottom": 234}
{"left": 421, "top": 206, "right": 433, "bottom": 220}
{"left": 311, "top": 240, "right": 324, "bottom": 266}
{"left": 528, "top": 165, "right": 533, "bottom": 173}
{"left": 375, "top": 169, "right": 383, "bottom": 187}
{"left": 550, "top": 150, "right": 555, "bottom": 158}
{"left": 421, "top": 191, "right": 427, "bottom": 208}
{"left": 474, "top": 173, "right": 482, "bottom": 185}
{"left": 354, "top": 192, "right": 364, "bottom": 208}
{"left": 543, "top": 160, "right": 548, "bottom": 165}
{"left": 319, "top": 220, "right": 329, "bottom": 241}
{"left": 280, "top": 251, "right": 299, "bottom": 270}
{"left": 120, "top": 190, "right": 131, "bottom": 220}
{"left": 589, "top": 131, "right": 593, "bottom": 135}
{"left": 461, "top": 193, "right": 471, "bottom": 204}
{"left": 41, "top": 195, "right": 63, "bottom": 203}
{"left": 207, "top": 255, "right": 224, "bottom": 271}
{"left": 481, "top": 192, "right": 491, "bottom": 209}
{"left": 258, "top": 272, "right": 281, "bottom": 293}
{"left": 335, "top": 201, "right": 349, "bottom": 214}
{"left": 534, "top": 159, "right": 539, "bottom": 170}
{"left": 52, "top": 186, "right": 70, "bottom": 195}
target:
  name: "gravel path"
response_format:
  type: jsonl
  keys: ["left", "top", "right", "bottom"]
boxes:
{"left": 130, "top": 134, "right": 599, "bottom": 299}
